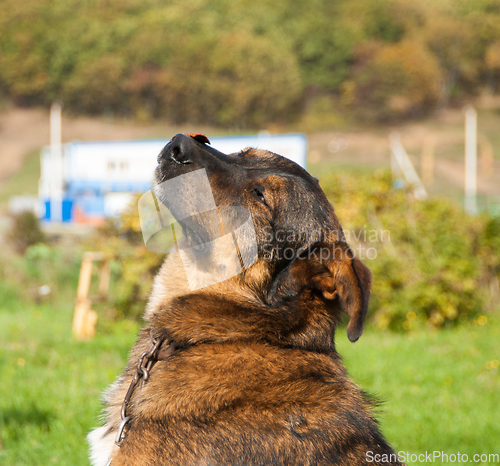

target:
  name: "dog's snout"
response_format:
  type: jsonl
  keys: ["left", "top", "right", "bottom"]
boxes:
{"left": 170, "top": 143, "right": 188, "bottom": 164}
{"left": 158, "top": 134, "right": 193, "bottom": 165}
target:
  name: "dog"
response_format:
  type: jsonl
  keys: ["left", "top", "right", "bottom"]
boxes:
{"left": 88, "top": 133, "right": 404, "bottom": 465}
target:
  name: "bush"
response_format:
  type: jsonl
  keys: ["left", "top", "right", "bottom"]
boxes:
{"left": 63, "top": 55, "right": 127, "bottom": 114}
{"left": 320, "top": 170, "right": 499, "bottom": 331}
{"left": 0, "top": 240, "right": 81, "bottom": 309}
{"left": 2, "top": 0, "right": 500, "bottom": 125}
{"left": 146, "top": 30, "right": 302, "bottom": 127}
{"left": 89, "top": 196, "right": 166, "bottom": 320}
{"left": 350, "top": 40, "right": 442, "bottom": 121}
{"left": 7, "top": 211, "right": 46, "bottom": 254}
{"left": 24, "top": 243, "right": 81, "bottom": 300}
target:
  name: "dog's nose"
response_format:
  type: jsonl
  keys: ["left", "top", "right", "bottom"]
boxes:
{"left": 158, "top": 134, "right": 194, "bottom": 165}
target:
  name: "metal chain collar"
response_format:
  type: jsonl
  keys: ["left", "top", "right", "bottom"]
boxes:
{"left": 114, "top": 331, "right": 176, "bottom": 446}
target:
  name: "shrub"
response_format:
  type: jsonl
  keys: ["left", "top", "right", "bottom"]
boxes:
{"left": 23, "top": 243, "right": 81, "bottom": 301}
{"left": 350, "top": 40, "right": 442, "bottom": 121}
{"left": 320, "top": 170, "right": 499, "bottom": 331}
{"left": 63, "top": 55, "right": 127, "bottom": 114}
{"left": 89, "top": 196, "right": 166, "bottom": 320}
{"left": 150, "top": 30, "right": 302, "bottom": 127}
{"left": 486, "top": 41, "right": 500, "bottom": 72}
{"left": 1, "top": 0, "right": 499, "bottom": 125}
{"left": 7, "top": 211, "right": 46, "bottom": 254}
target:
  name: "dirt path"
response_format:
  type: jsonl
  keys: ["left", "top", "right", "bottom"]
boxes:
{"left": 310, "top": 109, "right": 500, "bottom": 199}
{"left": 0, "top": 107, "right": 49, "bottom": 183}
{"left": 1, "top": 105, "right": 499, "bottom": 199}
{"left": 0, "top": 106, "right": 212, "bottom": 185}
{"left": 434, "top": 158, "right": 500, "bottom": 197}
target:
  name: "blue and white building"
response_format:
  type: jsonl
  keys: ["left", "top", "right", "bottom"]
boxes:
{"left": 39, "top": 133, "right": 308, "bottom": 223}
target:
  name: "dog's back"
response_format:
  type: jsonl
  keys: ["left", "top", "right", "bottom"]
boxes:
{"left": 109, "top": 343, "right": 397, "bottom": 465}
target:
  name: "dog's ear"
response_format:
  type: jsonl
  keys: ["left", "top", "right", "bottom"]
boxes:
{"left": 335, "top": 252, "right": 372, "bottom": 342}
{"left": 302, "top": 243, "right": 372, "bottom": 342}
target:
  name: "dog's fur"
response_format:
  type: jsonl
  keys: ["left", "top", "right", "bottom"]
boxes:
{"left": 89, "top": 134, "right": 403, "bottom": 465}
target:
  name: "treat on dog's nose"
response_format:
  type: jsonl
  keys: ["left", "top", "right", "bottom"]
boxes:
{"left": 185, "top": 133, "right": 210, "bottom": 144}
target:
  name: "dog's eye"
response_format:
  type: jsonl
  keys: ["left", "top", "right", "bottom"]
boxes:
{"left": 252, "top": 187, "right": 267, "bottom": 206}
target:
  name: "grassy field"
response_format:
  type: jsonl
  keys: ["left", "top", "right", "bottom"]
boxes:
{"left": 0, "top": 272, "right": 140, "bottom": 465}
{"left": 0, "top": 269, "right": 499, "bottom": 465}
{"left": 1, "top": 106, "right": 499, "bottom": 464}
{"left": 337, "top": 320, "right": 500, "bottom": 463}
{"left": 0, "top": 150, "right": 40, "bottom": 205}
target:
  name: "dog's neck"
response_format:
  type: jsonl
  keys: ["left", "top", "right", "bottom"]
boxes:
{"left": 144, "top": 254, "right": 339, "bottom": 355}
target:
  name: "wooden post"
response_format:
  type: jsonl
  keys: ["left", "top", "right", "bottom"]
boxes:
{"left": 72, "top": 252, "right": 109, "bottom": 340}
{"left": 98, "top": 259, "right": 111, "bottom": 298}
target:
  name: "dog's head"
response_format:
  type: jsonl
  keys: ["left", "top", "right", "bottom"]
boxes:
{"left": 152, "top": 133, "right": 371, "bottom": 345}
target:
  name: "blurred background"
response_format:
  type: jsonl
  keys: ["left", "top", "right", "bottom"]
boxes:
{"left": 0, "top": 0, "right": 499, "bottom": 464}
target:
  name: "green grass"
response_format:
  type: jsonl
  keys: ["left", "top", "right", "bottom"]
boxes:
{"left": 0, "top": 150, "right": 41, "bottom": 205}
{"left": 337, "top": 320, "right": 500, "bottom": 464}
{"left": 1, "top": 274, "right": 498, "bottom": 465}
{"left": 0, "top": 281, "right": 141, "bottom": 466}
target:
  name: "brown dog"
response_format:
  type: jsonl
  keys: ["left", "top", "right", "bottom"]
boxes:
{"left": 88, "top": 134, "right": 404, "bottom": 465}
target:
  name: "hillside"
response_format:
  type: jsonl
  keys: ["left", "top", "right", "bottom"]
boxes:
{"left": 1, "top": 102, "right": 500, "bottom": 212}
